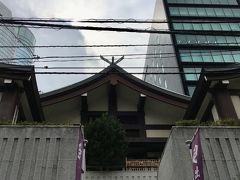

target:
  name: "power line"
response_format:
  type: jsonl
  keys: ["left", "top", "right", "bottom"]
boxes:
{"left": 1, "top": 52, "right": 240, "bottom": 64}
{"left": 35, "top": 66, "right": 239, "bottom": 70}
{"left": 1, "top": 19, "right": 240, "bottom": 35}
{"left": 35, "top": 66, "right": 179, "bottom": 69}
{"left": 0, "top": 42, "right": 239, "bottom": 48}
{"left": 7, "top": 71, "right": 240, "bottom": 75}
{"left": 2, "top": 17, "right": 240, "bottom": 23}
{"left": 0, "top": 49, "right": 239, "bottom": 62}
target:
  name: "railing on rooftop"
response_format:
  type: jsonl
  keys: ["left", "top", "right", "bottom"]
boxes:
{"left": 126, "top": 159, "right": 160, "bottom": 171}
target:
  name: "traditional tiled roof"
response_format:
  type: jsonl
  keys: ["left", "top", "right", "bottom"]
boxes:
{"left": 41, "top": 64, "right": 190, "bottom": 108}
{"left": 0, "top": 63, "right": 44, "bottom": 121}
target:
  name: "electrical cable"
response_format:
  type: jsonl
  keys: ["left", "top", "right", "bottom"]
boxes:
{"left": 0, "top": 42, "right": 239, "bottom": 48}
{"left": 2, "top": 17, "right": 240, "bottom": 23}
{"left": 1, "top": 19, "right": 240, "bottom": 35}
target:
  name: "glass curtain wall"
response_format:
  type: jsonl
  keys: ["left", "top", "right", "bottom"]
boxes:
{"left": 166, "top": 0, "right": 240, "bottom": 95}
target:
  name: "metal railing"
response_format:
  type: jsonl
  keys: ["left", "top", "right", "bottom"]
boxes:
{"left": 126, "top": 159, "right": 160, "bottom": 171}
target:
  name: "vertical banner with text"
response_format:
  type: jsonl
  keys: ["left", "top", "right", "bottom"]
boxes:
{"left": 75, "top": 127, "right": 84, "bottom": 180}
{"left": 190, "top": 129, "right": 204, "bottom": 180}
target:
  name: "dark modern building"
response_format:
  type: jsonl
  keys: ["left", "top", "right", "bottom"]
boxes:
{"left": 144, "top": 0, "right": 240, "bottom": 96}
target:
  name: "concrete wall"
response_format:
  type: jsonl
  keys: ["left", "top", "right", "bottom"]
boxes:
{"left": 0, "top": 126, "right": 80, "bottom": 180}
{"left": 158, "top": 127, "right": 240, "bottom": 180}
{"left": 86, "top": 171, "right": 157, "bottom": 180}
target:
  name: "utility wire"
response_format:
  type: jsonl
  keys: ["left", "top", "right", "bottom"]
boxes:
{"left": 1, "top": 19, "right": 240, "bottom": 35}
{"left": 34, "top": 66, "right": 237, "bottom": 70}
{"left": 8, "top": 71, "right": 240, "bottom": 75}
{"left": 2, "top": 17, "right": 240, "bottom": 23}
{"left": 1, "top": 49, "right": 240, "bottom": 62}
{"left": 0, "top": 42, "right": 239, "bottom": 48}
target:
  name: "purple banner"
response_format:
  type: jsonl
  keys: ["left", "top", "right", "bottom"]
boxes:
{"left": 75, "top": 127, "right": 84, "bottom": 180}
{"left": 191, "top": 129, "right": 204, "bottom": 180}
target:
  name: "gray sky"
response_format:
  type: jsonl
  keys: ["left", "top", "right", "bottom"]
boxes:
{"left": 1, "top": 0, "right": 156, "bottom": 93}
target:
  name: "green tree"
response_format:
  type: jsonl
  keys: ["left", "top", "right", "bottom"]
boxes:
{"left": 85, "top": 114, "right": 127, "bottom": 170}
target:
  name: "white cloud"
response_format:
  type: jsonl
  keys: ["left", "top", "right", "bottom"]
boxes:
{"left": 0, "top": 0, "right": 156, "bottom": 92}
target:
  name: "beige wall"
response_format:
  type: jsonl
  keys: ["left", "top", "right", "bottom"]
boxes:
{"left": 117, "top": 85, "right": 138, "bottom": 111}
{"left": 43, "top": 97, "right": 81, "bottom": 124}
{"left": 146, "top": 130, "right": 171, "bottom": 138}
{"left": 231, "top": 96, "right": 240, "bottom": 119}
{"left": 88, "top": 85, "right": 108, "bottom": 111}
{"left": 211, "top": 105, "right": 219, "bottom": 121}
{"left": 145, "top": 98, "right": 185, "bottom": 125}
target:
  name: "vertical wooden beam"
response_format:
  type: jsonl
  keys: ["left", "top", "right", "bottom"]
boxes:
{"left": 138, "top": 95, "right": 146, "bottom": 138}
{"left": 0, "top": 89, "right": 18, "bottom": 122}
{"left": 108, "top": 84, "right": 117, "bottom": 117}
{"left": 212, "top": 83, "right": 238, "bottom": 120}
{"left": 81, "top": 94, "right": 88, "bottom": 124}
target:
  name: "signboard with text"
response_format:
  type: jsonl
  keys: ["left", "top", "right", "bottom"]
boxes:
{"left": 75, "top": 127, "right": 85, "bottom": 180}
{"left": 191, "top": 129, "right": 204, "bottom": 180}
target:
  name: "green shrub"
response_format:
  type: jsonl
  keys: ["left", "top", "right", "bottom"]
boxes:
{"left": 212, "top": 119, "right": 240, "bottom": 126}
{"left": 85, "top": 114, "right": 127, "bottom": 170}
{"left": 175, "top": 120, "right": 200, "bottom": 126}
{"left": 176, "top": 119, "right": 240, "bottom": 126}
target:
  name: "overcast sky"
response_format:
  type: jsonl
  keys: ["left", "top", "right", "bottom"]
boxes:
{"left": 1, "top": 0, "right": 156, "bottom": 93}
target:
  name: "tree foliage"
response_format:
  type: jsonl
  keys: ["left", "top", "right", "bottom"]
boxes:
{"left": 85, "top": 114, "right": 127, "bottom": 169}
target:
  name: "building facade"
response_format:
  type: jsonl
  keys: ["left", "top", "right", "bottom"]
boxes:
{"left": 144, "top": 0, "right": 240, "bottom": 96}
{"left": 0, "top": 1, "right": 36, "bottom": 65}
{"left": 41, "top": 64, "right": 190, "bottom": 159}
{"left": 14, "top": 26, "right": 36, "bottom": 65}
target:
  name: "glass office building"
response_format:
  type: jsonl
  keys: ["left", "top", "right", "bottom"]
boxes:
{"left": 0, "top": 2, "right": 16, "bottom": 62}
{"left": 14, "top": 27, "right": 36, "bottom": 65}
{"left": 144, "top": 0, "right": 240, "bottom": 96}
{"left": 0, "top": 1, "right": 36, "bottom": 65}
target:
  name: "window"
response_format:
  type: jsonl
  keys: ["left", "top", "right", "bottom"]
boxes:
{"left": 167, "top": 0, "right": 237, "bottom": 4}
{"left": 183, "top": 23, "right": 193, "bottom": 30}
{"left": 180, "top": 50, "right": 192, "bottom": 62}
{"left": 202, "top": 51, "right": 214, "bottom": 62}
{"left": 170, "top": 7, "right": 240, "bottom": 18}
{"left": 179, "top": 50, "right": 240, "bottom": 63}
{"left": 222, "top": 52, "right": 234, "bottom": 62}
{"left": 173, "top": 23, "right": 184, "bottom": 30}
{"left": 212, "top": 51, "right": 224, "bottom": 62}
{"left": 193, "top": 24, "right": 203, "bottom": 31}
{"left": 176, "top": 35, "right": 240, "bottom": 46}
{"left": 188, "top": 86, "right": 196, "bottom": 96}
{"left": 202, "top": 23, "right": 212, "bottom": 31}
{"left": 226, "top": 36, "right": 237, "bottom": 46}
{"left": 233, "top": 53, "right": 240, "bottom": 63}
{"left": 191, "top": 51, "right": 203, "bottom": 62}
{"left": 184, "top": 68, "right": 198, "bottom": 81}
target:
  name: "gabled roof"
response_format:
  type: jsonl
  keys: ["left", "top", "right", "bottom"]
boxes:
{"left": 41, "top": 64, "right": 190, "bottom": 108}
{"left": 184, "top": 64, "right": 240, "bottom": 119}
{"left": 0, "top": 63, "right": 44, "bottom": 121}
